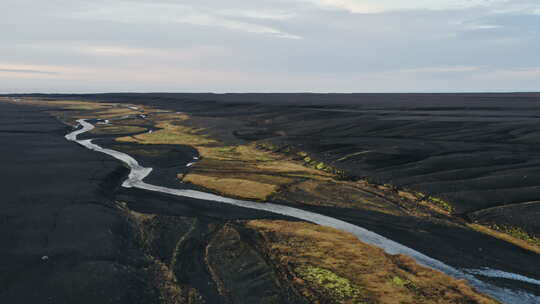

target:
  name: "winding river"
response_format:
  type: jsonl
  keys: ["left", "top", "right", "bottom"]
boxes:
{"left": 67, "top": 119, "right": 539, "bottom": 304}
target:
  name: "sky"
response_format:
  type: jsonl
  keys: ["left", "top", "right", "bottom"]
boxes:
{"left": 1, "top": 0, "right": 539, "bottom": 93}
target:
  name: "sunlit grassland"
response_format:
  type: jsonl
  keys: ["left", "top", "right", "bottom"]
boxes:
{"left": 247, "top": 220, "right": 499, "bottom": 304}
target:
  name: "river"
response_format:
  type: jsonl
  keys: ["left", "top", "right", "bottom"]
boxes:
{"left": 67, "top": 118, "right": 540, "bottom": 304}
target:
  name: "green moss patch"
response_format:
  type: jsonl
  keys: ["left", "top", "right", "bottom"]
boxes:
{"left": 489, "top": 224, "right": 540, "bottom": 247}
{"left": 296, "top": 266, "right": 361, "bottom": 302}
{"left": 429, "top": 196, "right": 454, "bottom": 213}
{"left": 411, "top": 191, "right": 455, "bottom": 213}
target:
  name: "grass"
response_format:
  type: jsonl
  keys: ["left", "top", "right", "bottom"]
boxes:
{"left": 5, "top": 98, "right": 154, "bottom": 124}
{"left": 1, "top": 98, "right": 111, "bottom": 111}
{"left": 391, "top": 276, "right": 411, "bottom": 287}
{"left": 491, "top": 224, "right": 540, "bottom": 245}
{"left": 115, "top": 113, "right": 342, "bottom": 201}
{"left": 295, "top": 266, "right": 361, "bottom": 302}
{"left": 113, "top": 113, "right": 414, "bottom": 214}
{"left": 247, "top": 219, "right": 499, "bottom": 304}
{"left": 118, "top": 122, "right": 216, "bottom": 146}
{"left": 257, "top": 143, "right": 346, "bottom": 176}
{"left": 428, "top": 196, "right": 454, "bottom": 213}
{"left": 181, "top": 174, "right": 280, "bottom": 201}
{"left": 402, "top": 190, "right": 455, "bottom": 214}
{"left": 38, "top": 100, "right": 112, "bottom": 111}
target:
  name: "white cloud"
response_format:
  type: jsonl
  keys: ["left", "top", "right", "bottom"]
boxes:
{"left": 19, "top": 42, "right": 226, "bottom": 61}
{"left": 395, "top": 66, "right": 482, "bottom": 74}
{"left": 81, "top": 46, "right": 148, "bottom": 56}
{"left": 0, "top": 63, "right": 79, "bottom": 79}
{"left": 306, "top": 0, "right": 508, "bottom": 13}
{"left": 217, "top": 9, "right": 294, "bottom": 20}
{"left": 70, "top": 2, "right": 301, "bottom": 39}
{"left": 2, "top": 0, "right": 540, "bottom": 92}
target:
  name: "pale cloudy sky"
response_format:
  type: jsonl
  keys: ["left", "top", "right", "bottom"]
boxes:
{"left": 1, "top": 0, "right": 539, "bottom": 93}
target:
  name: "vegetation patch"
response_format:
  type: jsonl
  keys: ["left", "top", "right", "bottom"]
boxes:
{"left": 256, "top": 142, "right": 346, "bottom": 176}
{"left": 246, "top": 219, "right": 499, "bottom": 304}
{"left": 118, "top": 122, "right": 216, "bottom": 146}
{"left": 488, "top": 224, "right": 540, "bottom": 246}
{"left": 181, "top": 174, "right": 279, "bottom": 201}
{"left": 295, "top": 266, "right": 361, "bottom": 301}
{"left": 428, "top": 196, "right": 455, "bottom": 213}
{"left": 391, "top": 276, "right": 411, "bottom": 287}
{"left": 114, "top": 113, "right": 343, "bottom": 201}
{"left": 405, "top": 190, "right": 455, "bottom": 214}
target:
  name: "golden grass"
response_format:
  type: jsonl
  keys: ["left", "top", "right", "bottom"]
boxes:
{"left": 113, "top": 113, "right": 419, "bottom": 212}
{"left": 114, "top": 113, "right": 345, "bottom": 201}
{"left": 247, "top": 220, "right": 499, "bottom": 304}
{"left": 182, "top": 174, "right": 279, "bottom": 200}
{"left": 468, "top": 224, "right": 540, "bottom": 255}
{"left": 117, "top": 122, "right": 216, "bottom": 146}
{"left": 32, "top": 99, "right": 112, "bottom": 110}
{"left": 196, "top": 146, "right": 246, "bottom": 161}
{"left": 0, "top": 98, "right": 112, "bottom": 111}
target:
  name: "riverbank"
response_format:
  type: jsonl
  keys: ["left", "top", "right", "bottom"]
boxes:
{"left": 0, "top": 101, "right": 162, "bottom": 303}
{"left": 2, "top": 96, "right": 539, "bottom": 303}
{"left": 62, "top": 108, "right": 504, "bottom": 303}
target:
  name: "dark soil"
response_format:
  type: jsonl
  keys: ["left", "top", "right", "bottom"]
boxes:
{"left": 0, "top": 102, "right": 157, "bottom": 303}
{"left": 46, "top": 92, "right": 540, "bottom": 237}
{"left": 0, "top": 101, "right": 301, "bottom": 303}
{"left": 3, "top": 94, "right": 540, "bottom": 303}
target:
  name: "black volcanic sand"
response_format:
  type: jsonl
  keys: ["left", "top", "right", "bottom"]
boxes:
{"left": 39, "top": 93, "right": 540, "bottom": 292}
{"left": 0, "top": 103, "right": 158, "bottom": 303}
{"left": 3, "top": 95, "right": 540, "bottom": 301}
{"left": 0, "top": 102, "right": 304, "bottom": 304}
{"left": 45, "top": 93, "right": 540, "bottom": 237}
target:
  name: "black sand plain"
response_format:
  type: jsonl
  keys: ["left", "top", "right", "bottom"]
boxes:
{"left": 79, "top": 93, "right": 540, "bottom": 229}
{"left": 0, "top": 101, "right": 302, "bottom": 303}
{"left": 2, "top": 94, "right": 540, "bottom": 303}
{"left": 38, "top": 93, "right": 540, "bottom": 233}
